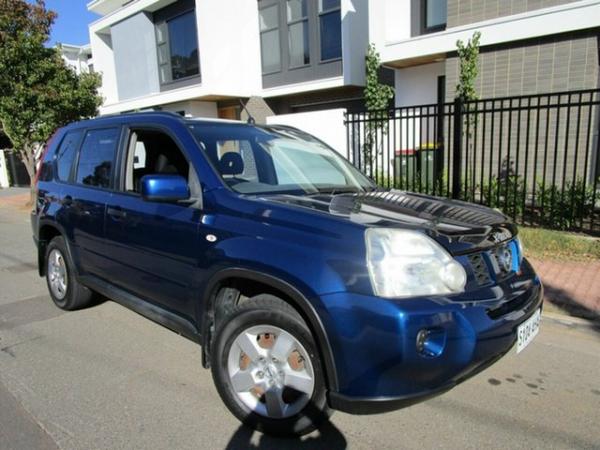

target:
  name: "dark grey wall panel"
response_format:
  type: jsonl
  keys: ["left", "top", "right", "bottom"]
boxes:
{"left": 111, "top": 12, "right": 160, "bottom": 101}
{"left": 445, "top": 31, "right": 599, "bottom": 100}
{"left": 447, "top": 0, "right": 582, "bottom": 28}
{"left": 260, "top": 0, "right": 343, "bottom": 89}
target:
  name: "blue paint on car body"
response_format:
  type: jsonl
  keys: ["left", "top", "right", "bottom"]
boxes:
{"left": 31, "top": 112, "right": 543, "bottom": 415}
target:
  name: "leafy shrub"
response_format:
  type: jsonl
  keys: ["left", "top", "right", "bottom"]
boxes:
{"left": 536, "top": 178, "right": 597, "bottom": 230}
{"left": 480, "top": 175, "right": 526, "bottom": 219}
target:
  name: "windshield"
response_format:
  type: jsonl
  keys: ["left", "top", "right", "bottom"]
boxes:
{"left": 188, "top": 122, "right": 375, "bottom": 195}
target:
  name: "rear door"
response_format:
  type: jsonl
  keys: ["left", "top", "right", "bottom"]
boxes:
{"left": 104, "top": 125, "right": 202, "bottom": 320}
{"left": 67, "top": 126, "right": 122, "bottom": 277}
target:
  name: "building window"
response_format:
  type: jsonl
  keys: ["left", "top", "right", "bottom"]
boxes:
{"left": 318, "top": 0, "right": 341, "bottom": 61}
{"left": 259, "top": 4, "right": 281, "bottom": 74}
{"left": 287, "top": 0, "right": 309, "bottom": 68}
{"left": 423, "top": 0, "right": 447, "bottom": 32}
{"left": 156, "top": 9, "right": 200, "bottom": 84}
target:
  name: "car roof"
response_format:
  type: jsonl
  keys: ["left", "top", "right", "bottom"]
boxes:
{"left": 62, "top": 111, "right": 250, "bottom": 131}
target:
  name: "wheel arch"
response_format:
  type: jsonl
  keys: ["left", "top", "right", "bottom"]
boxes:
{"left": 37, "top": 220, "right": 76, "bottom": 277}
{"left": 200, "top": 268, "right": 339, "bottom": 393}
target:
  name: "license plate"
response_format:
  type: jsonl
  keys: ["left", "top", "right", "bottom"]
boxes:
{"left": 516, "top": 308, "right": 541, "bottom": 353}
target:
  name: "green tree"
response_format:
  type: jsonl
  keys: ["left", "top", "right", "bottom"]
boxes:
{"left": 0, "top": 0, "right": 102, "bottom": 186}
{"left": 454, "top": 31, "right": 481, "bottom": 200}
{"left": 455, "top": 31, "right": 481, "bottom": 102}
{"left": 363, "top": 44, "right": 394, "bottom": 175}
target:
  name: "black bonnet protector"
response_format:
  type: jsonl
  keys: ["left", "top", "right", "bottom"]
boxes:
{"left": 328, "top": 190, "right": 517, "bottom": 254}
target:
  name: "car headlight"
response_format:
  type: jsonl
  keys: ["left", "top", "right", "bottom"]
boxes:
{"left": 365, "top": 228, "right": 467, "bottom": 298}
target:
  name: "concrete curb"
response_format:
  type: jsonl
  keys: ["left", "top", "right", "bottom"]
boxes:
{"left": 542, "top": 310, "right": 599, "bottom": 332}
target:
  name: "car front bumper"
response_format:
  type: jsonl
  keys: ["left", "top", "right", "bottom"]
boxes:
{"left": 320, "top": 258, "right": 543, "bottom": 414}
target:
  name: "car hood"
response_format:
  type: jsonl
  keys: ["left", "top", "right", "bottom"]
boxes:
{"left": 259, "top": 190, "right": 517, "bottom": 254}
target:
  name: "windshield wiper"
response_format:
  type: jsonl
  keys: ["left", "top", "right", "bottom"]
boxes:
{"left": 302, "top": 187, "right": 363, "bottom": 196}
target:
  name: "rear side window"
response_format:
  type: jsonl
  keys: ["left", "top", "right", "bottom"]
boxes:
{"left": 55, "top": 130, "right": 83, "bottom": 182}
{"left": 76, "top": 128, "right": 119, "bottom": 188}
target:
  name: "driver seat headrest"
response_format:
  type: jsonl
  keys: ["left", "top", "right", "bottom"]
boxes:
{"left": 219, "top": 152, "right": 244, "bottom": 176}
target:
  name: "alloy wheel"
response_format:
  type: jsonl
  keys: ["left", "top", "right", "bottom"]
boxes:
{"left": 226, "top": 325, "right": 315, "bottom": 419}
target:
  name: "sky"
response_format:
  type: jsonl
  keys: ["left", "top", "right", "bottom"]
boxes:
{"left": 43, "top": 0, "right": 99, "bottom": 47}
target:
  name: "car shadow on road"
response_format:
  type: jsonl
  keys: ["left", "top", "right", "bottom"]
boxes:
{"left": 544, "top": 283, "right": 600, "bottom": 333}
{"left": 224, "top": 420, "right": 347, "bottom": 450}
{"left": 224, "top": 402, "right": 347, "bottom": 450}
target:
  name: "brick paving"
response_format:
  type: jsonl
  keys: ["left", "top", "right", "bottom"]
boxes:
{"left": 529, "top": 258, "right": 600, "bottom": 320}
{"left": 0, "top": 190, "right": 30, "bottom": 211}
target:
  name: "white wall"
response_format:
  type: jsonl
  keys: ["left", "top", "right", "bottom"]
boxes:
{"left": 195, "top": 0, "right": 262, "bottom": 97}
{"left": 369, "top": 0, "right": 412, "bottom": 51}
{"left": 0, "top": 151, "right": 9, "bottom": 188}
{"left": 61, "top": 50, "right": 91, "bottom": 75}
{"left": 394, "top": 62, "right": 445, "bottom": 107}
{"left": 266, "top": 109, "right": 348, "bottom": 156}
{"left": 90, "top": 31, "right": 118, "bottom": 105}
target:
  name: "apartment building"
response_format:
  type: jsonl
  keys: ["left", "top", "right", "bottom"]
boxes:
{"left": 370, "top": 0, "right": 600, "bottom": 107}
{"left": 60, "top": 44, "right": 94, "bottom": 75}
{"left": 87, "top": 0, "right": 369, "bottom": 123}
{"left": 86, "top": 0, "right": 599, "bottom": 158}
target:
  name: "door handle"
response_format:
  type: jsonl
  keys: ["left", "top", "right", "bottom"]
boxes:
{"left": 107, "top": 207, "right": 127, "bottom": 219}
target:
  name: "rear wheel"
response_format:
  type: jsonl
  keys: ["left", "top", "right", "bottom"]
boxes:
{"left": 211, "top": 295, "right": 331, "bottom": 436}
{"left": 45, "top": 236, "right": 94, "bottom": 311}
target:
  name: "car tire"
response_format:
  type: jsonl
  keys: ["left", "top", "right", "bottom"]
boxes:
{"left": 45, "top": 236, "right": 94, "bottom": 311}
{"left": 211, "top": 294, "right": 331, "bottom": 436}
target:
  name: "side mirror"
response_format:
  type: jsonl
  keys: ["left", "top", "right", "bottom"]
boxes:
{"left": 140, "top": 174, "right": 190, "bottom": 203}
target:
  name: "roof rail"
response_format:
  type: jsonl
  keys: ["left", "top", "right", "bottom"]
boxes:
{"left": 95, "top": 110, "right": 187, "bottom": 120}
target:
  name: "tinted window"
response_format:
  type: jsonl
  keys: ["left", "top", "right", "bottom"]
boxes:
{"left": 287, "top": 0, "right": 309, "bottom": 68}
{"left": 259, "top": 4, "right": 281, "bottom": 74}
{"left": 425, "top": 0, "right": 447, "bottom": 30}
{"left": 76, "top": 128, "right": 119, "bottom": 188}
{"left": 55, "top": 130, "right": 83, "bottom": 182}
{"left": 319, "top": 0, "right": 341, "bottom": 61}
{"left": 168, "top": 11, "right": 200, "bottom": 80}
{"left": 156, "top": 8, "right": 200, "bottom": 84}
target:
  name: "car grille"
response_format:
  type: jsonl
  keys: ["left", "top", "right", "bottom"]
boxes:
{"left": 468, "top": 240, "right": 518, "bottom": 286}
{"left": 468, "top": 253, "right": 492, "bottom": 286}
{"left": 488, "top": 243, "right": 514, "bottom": 279}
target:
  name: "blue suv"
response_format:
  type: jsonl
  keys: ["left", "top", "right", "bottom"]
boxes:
{"left": 32, "top": 112, "right": 543, "bottom": 436}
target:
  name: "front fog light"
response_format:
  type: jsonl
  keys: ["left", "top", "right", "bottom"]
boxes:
{"left": 416, "top": 328, "right": 446, "bottom": 358}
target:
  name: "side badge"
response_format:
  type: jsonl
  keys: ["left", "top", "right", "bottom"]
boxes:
{"left": 206, "top": 234, "right": 217, "bottom": 243}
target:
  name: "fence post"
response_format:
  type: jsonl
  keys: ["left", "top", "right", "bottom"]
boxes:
{"left": 452, "top": 98, "right": 463, "bottom": 199}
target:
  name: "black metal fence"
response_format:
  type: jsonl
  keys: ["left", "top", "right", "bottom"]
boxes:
{"left": 345, "top": 88, "right": 600, "bottom": 234}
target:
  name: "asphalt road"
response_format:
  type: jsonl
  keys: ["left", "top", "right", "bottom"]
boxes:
{"left": 1, "top": 197, "right": 599, "bottom": 450}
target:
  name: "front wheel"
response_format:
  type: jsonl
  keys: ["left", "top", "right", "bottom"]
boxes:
{"left": 211, "top": 295, "right": 331, "bottom": 436}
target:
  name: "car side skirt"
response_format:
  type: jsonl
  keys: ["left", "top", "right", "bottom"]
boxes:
{"left": 80, "top": 275, "right": 201, "bottom": 343}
